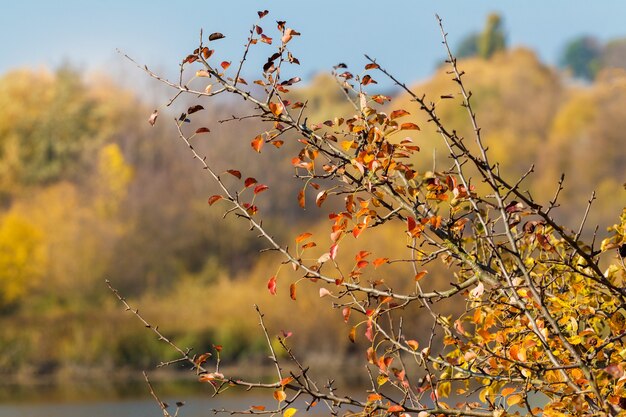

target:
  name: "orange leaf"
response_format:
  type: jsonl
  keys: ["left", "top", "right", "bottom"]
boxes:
{"left": 406, "top": 340, "right": 419, "bottom": 350}
{"left": 251, "top": 135, "right": 264, "bottom": 152}
{"left": 316, "top": 191, "right": 327, "bottom": 207}
{"left": 251, "top": 406, "right": 266, "bottom": 411}
{"left": 390, "top": 109, "right": 410, "bottom": 120}
{"left": 269, "top": 102, "right": 284, "bottom": 116}
{"left": 342, "top": 307, "right": 351, "bottom": 323}
{"left": 501, "top": 387, "right": 516, "bottom": 397}
{"left": 414, "top": 271, "right": 428, "bottom": 281}
{"left": 400, "top": 122, "right": 420, "bottom": 131}
{"left": 297, "top": 189, "right": 305, "bottom": 208}
{"left": 365, "top": 63, "right": 380, "bottom": 70}
{"left": 348, "top": 326, "right": 356, "bottom": 343}
{"left": 295, "top": 232, "right": 312, "bottom": 243}
{"left": 280, "top": 376, "right": 294, "bottom": 386}
{"left": 221, "top": 61, "right": 231, "bottom": 70}
{"left": 368, "top": 393, "right": 382, "bottom": 402}
{"left": 388, "top": 405, "right": 404, "bottom": 413}
{"left": 373, "top": 258, "right": 389, "bottom": 268}
{"left": 273, "top": 390, "right": 287, "bottom": 402}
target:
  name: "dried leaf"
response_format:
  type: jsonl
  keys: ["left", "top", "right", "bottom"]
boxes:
{"left": 319, "top": 288, "right": 331, "bottom": 298}
{"left": 269, "top": 102, "right": 284, "bottom": 116}
{"left": 348, "top": 326, "right": 356, "bottom": 343}
{"left": 414, "top": 271, "right": 428, "bottom": 281}
{"left": 342, "top": 307, "right": 351, "bottom": 323}
{"left": 148, "top": 109, "right": 158, "bottom": 126}
{"left": 188, "top": 105, "right": 204, "bottom": 114}
{"left": 406, "top": 340, "right": 419, "bottom": 350}
{"left": 257, "top": 10, "right": 269, "bottom": 18}
{"left": 244, "top": 177, "right": 257, "bottom": 187}
{"left": 365, "top": 63, "right": 379, "bottom": 70}
{"left": 297, "top": 189, "right": 305, "bottom": 208}
{"left": 208, "top": 32, "right": 225, "bottom": 41}
{"left": 253, "top": 184, "right": 269, "bottom": 194}
{"left": 195, "top": 127, "right": 210, "bottom": 134}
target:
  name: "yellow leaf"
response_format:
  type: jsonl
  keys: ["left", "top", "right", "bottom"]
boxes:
{"left": 283, "top": 408, "right": 297, "bottom": 417}
{"left": 377, "top": 374, "right": 388, "bottom": 386}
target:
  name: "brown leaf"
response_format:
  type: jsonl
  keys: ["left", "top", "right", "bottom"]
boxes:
{"left": 289, "top": 283, "right": 297, "bottom": 300}
{"left": 187, "top": 104, "right": 204, "bottom": 114}
{"left": 209, "top": 32, "right": 225, "bottom": 41}
{"left": 195, "top": 127, "right": 210, "bottom": 134}
{"left": 257, "top": 10, "right": 269, "bottom": 18}
{"left": 244, "top": 177, "right": 257, "bottom": 187}
{"left": 148, "top": 109, "right": 158, "bottom": 126}
{"left": 348, "top": 326, "right": 356, "bottom": 343}
{"left": 297, "top": 189, "right": 305, "bottom": 208}
{"left": 361, "top": 74, "right": 377, "bottom": 85}
{"left": 365, "top": 63, "right": 379, "bottom": 70}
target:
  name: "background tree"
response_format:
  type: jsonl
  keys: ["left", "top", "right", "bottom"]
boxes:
{"left": 478, "top": 13, "right": 506, "bottom": 58}
{"left": 111, "top": 11, "right": 626, "bottom": 417}
{"left": 559, "top": 35, "right": 601, "bottom": 80}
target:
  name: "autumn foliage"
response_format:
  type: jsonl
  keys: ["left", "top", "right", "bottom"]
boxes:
{"left": 114, "top": 11, "right": 626, "bottom": 417}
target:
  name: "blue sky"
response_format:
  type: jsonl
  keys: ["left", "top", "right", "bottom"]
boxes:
{"left": 2, "top": 1, "right": 626, "bottom": 91}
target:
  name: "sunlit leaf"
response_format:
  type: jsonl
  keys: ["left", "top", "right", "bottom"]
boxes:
{"left": 289, "top": 283, "right": 297, "bottom": 300}
{"left": 319, "top": 288, "right": 331, "bottom": 297}
{"left": 390, "top": 109, "right": 410, "bottom": 120}
{"left": 400, "top": 122, "right": 420, "bottom": 131}
{"left": 406, "top": 340, "right": 419, "bottom": 350}
{"left": 295, "top": 232, "right": 312, "bottom": 243}
{"left": 220, "top": 61, "right": 231, "bottom": 70}
{"left": 251, "top": 135, "right": 264, "bottom": 152}
{"left": 283, "top": 408, "right": 297, "bottom": 417}
{"left": 273, "top": 389, "right": 286, "bottom": 402}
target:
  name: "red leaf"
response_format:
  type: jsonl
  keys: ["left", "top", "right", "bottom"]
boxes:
{"left": 400, "top": 122, "right": 420, "bottom": 131}
{"left": 208, "top": 195, "right": 222, "bottom": 205}
{"left": 244, "top": 177, "right": 257, "bottom": 187}
{"left": 356, "top": 260, "right": 369, "bottom": 269}
{"left": 342, "top": 307, "right": 351, "bottom": 323}
{"left": 388, "top": 405, "right": 405, "bottom": 413}
{"left": 251, "top": 135, "right": 264, "bottom": 152}
{"left": 221, "top": 61, "right": 231, "bottom": 70}
{"left": 195, "top": 127, "right": 210, "bottom": 134}
{"left": 289, "top": 283, "right": 297, "bottom": 300}
{"left": 226, "top": 169, "right": 241, "bottom": 179}
{"left": 355, "top": 250, "right": 370, "bottom": 261}
{"left": 365, "top": 63, "right": 379, "bottom": 70}
{"left": 267, "top": 276, "right": 277, "bottom": 295}
{"left": 254, "top": 184, "right": 269, "bottom": 194}
{"left": 261, "top": 34, "right": 272, "bottom": 44}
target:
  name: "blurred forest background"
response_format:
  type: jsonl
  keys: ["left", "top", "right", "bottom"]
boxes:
{"left": 0, "top": 14, "right": 625, "bottom": 384}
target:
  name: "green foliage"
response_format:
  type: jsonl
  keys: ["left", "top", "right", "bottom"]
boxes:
{"left": 560, "top": 35, "right": 601, "bottom": 80}
{"left": 477, "top": 13, "right": 506, "bottom": 58}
